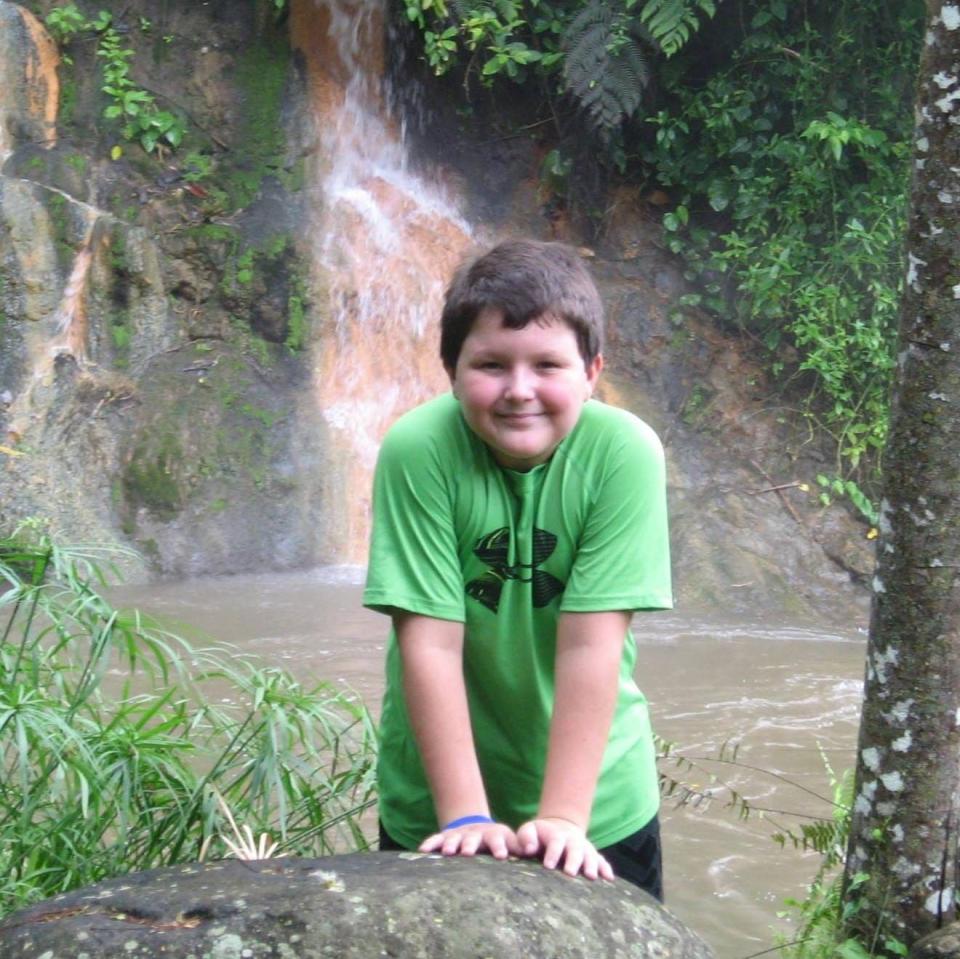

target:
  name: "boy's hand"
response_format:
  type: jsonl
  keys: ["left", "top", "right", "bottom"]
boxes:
{"left": 419, "top": 821, "right": 520, "bottom": 860}
{"left": 516, "top": 817, "right": 614, "bottom": 881}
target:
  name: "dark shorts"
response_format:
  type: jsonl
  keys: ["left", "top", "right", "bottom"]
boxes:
{"left": 378, "top": 814, "right": 663, "bottom": 902}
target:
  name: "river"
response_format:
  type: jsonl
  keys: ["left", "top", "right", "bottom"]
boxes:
{"left": 112, "top": 568, "right": 867, "bottom": 959}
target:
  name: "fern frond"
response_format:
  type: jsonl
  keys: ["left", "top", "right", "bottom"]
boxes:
{"left": 772, "top": 818, "right": 848, "bottom": 869}
{"left": 562, "top": 0, "right": 650, "bottom": 136}
{"left": 639, "top": 0, "right": 716, "bottom": 56}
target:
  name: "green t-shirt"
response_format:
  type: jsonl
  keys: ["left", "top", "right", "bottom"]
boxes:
{"left": 363, "top": 392, "right": 672, "bottom": 849}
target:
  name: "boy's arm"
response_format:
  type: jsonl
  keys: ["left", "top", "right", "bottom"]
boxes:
{"left": 394, "top": 612, "right": 519, "bottom": 859}
{"left": 517, "top": 609, "right": 631, "bottom": 880}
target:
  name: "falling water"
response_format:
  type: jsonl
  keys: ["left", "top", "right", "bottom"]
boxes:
{"left": 0, "top": 117, "right": 9, "bottom": 168}
{"left": 51, "top": 226, "right": 97, "bottom": 365}
{"left": 291, "top": 0, "right": 478, "bottom": 562}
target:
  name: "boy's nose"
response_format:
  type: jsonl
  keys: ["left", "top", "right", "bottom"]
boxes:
{"left": 504, "top": 367, "right": 536, "bottom": 400}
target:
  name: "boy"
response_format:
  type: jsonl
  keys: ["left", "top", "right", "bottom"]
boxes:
{"left": 363, "top": 239, "right": 672, "bottom": 897}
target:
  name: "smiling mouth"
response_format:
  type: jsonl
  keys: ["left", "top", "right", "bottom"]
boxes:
{"left": 497, "top": 412, "right": 542, "bottom": 422}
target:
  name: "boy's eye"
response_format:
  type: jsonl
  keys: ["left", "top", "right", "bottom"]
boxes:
{"left": 537, "top": 360, "right": 563, "bottom": 370}
{"left": 476, "top": 360, "right": 503, "bottom": 370}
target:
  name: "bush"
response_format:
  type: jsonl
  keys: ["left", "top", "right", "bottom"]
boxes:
{"left": 647, "top": 0, "right": 923, "bottom": 487}
{"left": 0, "top": 523, "right": 376, "bottom": 917}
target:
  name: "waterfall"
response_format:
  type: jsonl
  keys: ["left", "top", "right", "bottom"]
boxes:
{"left": 51, "top": 224, "right": 97, "bottom": 366}
{"left": 291, "top": 0, "right": 478, "bottom": 562}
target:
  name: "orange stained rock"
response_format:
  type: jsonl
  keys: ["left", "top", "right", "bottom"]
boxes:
{"left": 289, "top": 0, "right": 390, "bottom": 128}
{"left": 14, "top": 5, "right": 60, "bottom": 148}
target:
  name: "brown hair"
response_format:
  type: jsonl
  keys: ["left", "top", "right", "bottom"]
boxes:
{"left": 440, "top": 239, "right": 604, "bottom": 369}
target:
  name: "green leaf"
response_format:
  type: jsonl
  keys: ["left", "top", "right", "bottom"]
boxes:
{"left": 836, "top": 939, "right": 872, "bottom": 959}
{"left": 707, "top": 183, "right": 729, "bottom": 212}
{"left": 164, "top": 124, "right": 184, "bottom": 148}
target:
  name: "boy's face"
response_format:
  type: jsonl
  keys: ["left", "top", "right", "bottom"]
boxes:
{"left": 446, "top": 307, "right": 602, "bottom": 471}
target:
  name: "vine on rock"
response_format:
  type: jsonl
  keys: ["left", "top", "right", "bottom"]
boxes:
{"left": 45, "top": 3, "right": 186, "bottom": 156}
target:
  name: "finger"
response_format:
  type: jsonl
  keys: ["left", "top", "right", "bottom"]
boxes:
{"left": 486, "top": 835, "right": 507, "bottom": 859}
{"left": 459, "top": 830, "right": 482, "bottom": 856}
{"left": 562, "top": 842, "right": 585, "bottom": 878}
{"left": 542, "top": 835, "right": 566, "bottom": 871}
{"left": 441, "top": 831, "right": 463, "bottom": 856}
{"left": 501, "top": 828, "right": 522, "bottom": 857}
{"left": 516, "top": 822, "right": 540, "bottom": 856}
{"left": 486, "top": 829, "right": 510, "bottom": 860}
{"left": 581, "top": 849, "right": 599, "bottom": 881}
{"left": 599, "top": 855, "right": 615, "bottom": 881}
{"left": 418, "top": 832, "right": 444, "bottom": 853}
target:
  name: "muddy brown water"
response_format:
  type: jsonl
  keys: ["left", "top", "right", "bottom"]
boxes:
{"left": 111, "top": 569, "right": 866, "bottom": 959}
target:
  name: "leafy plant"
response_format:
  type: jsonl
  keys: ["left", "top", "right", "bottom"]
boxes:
{"left": 636, "top": 0, "right": 716, "bottom": 56}
{"left": 659, "top": 739, "right": 907, "bottom": 958}
{"left": 816, "top": 475, "right": 879, "bottom": 526}
{"left": 182, "top": 150, "right": 216, "bottom": 183}
{"left": 403, "top": 0, "right": 716, "bottom": 135}
{"left": 647, "top": 0, "right": 921, "bottom": 490}
{"left": 563, "top": 2, "right": 650, "bottom": 136}
{"left": 404, "top": 0, "right": 919, "bottom": 491}
{"left": 772, "top": 755, "right": 908, "bottom": 959}
{"left": 0, "top": 522, "right": 376, "bottom": 917}
{"left": 45, "top": 5, "right": 186, "bottom": 155}
{"left": 44, "top": 2, "right": 86, "bottom": 44}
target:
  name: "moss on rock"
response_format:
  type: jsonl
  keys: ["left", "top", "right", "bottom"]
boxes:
{"left": 122, "top": 433, "right": 184, "bottom": 520}
{"left": 0, "top": 853, "right": 716, "bottom": 958}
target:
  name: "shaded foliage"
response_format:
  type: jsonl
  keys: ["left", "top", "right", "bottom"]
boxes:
{"left": 403, "top": 0, "right": 715, "bottom": 136}
{"left": 563, "top": 2, "right": 649, "bottom": 136}
{"left": 649, "top": 0, "right": 922, "bottom": 489}
{"left": 0, "top": 523, "right": 376, "bottom": 917}
{"left": 402, "top": 0, "right": 924, "bottom": 500}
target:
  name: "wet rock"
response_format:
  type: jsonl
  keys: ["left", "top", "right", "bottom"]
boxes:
{"left": 0, "top": 3, "right": 59, "bottom": 164}
{"left": 0, "top": 853, "right": 715, "bottom": 958}
{"left": 597, "top": 259, "right": 872, "bottom": 619}
{"left": 911, "top": 923, "right": 960, "bottom": 958}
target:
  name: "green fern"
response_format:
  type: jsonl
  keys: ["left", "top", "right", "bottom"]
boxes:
{"left": 773, "top": 818, "right": 848, "bottom": 866}
{"left": 635, "top": 0, "right": 717, "bottom": 56}
{"left": 563, "top": 2, "right": 650, "bottom": 135}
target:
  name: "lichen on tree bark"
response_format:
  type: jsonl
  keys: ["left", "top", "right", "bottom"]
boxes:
{"left": 842, "top": 0, "right": 960, "bottom": 947}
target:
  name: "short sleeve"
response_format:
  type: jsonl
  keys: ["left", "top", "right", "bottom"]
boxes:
{"left": 560, "top": 417, "right": 672, "bottom": 612}
{"left": 363, "top": 408, "right": 467, "bottom": 622}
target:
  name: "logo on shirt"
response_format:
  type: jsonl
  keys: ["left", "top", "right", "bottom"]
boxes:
{"left": 465, "top": 527, "right": 565, "bottom": 613}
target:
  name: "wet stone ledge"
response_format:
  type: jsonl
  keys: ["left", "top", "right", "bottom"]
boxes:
{"left": 0, "top": 852, "right": 715, "bottom": 958}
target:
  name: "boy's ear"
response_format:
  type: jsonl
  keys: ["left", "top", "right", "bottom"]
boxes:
{"left": 586, "top": 353, "right": 603, "bottom": 396}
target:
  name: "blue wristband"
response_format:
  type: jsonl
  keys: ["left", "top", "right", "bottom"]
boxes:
{"left": 442, "top": 814, "right": 494, "bottom": 831}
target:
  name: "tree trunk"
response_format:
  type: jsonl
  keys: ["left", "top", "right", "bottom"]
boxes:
{"left": 841, "top": 0, "right": 960, "bottom": 948}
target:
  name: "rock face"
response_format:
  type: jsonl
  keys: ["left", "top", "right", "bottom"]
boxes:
{"left": 911, "top": 923, "right": 960, "bottom": 958}
{"left": 0, "top": 1, "right": 330, "bottom": 578}
{"left": 0, "top": 2, "right": 58, "bottom": 162}
{"left": 0, "top": 853, "right": 715, "bottom": 958}
{"left": 0, "top": 0, "right": 874, "bottom": 616}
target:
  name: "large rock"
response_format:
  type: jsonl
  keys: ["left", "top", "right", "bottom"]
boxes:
{"left": 0, "top": 2, "right": 58, "bottom": 164}
{"left": 911, "top": 922, "right": 960, "bottom": 958}
{"left": 0, "top": 853, "right": 715, "bottom": 958}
